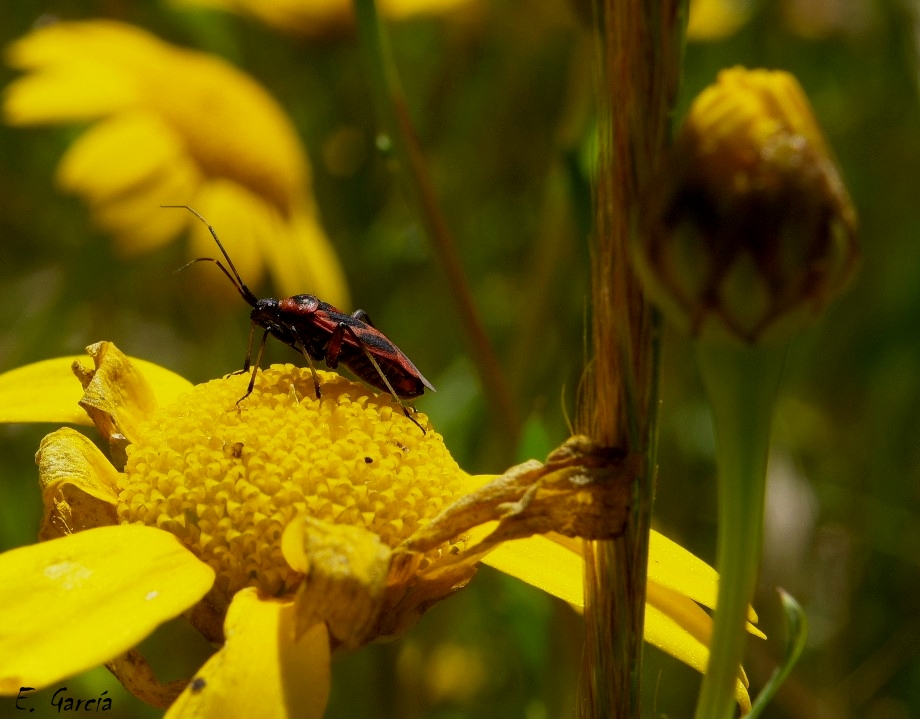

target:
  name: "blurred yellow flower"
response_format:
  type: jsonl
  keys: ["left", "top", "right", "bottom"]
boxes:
{"left": 3, "top": 20, "right": 348, "bottom": 306}
{"left": 687, "top": 0, "right": 753, "bottom": 41}
{"left": 171, "top": 0, "right": 479, "bottom": 36}
{"left": 0, "top": 343, "right": 759, "bottom": 714}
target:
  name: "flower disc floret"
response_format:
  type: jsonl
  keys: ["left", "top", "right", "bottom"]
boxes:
{"left": 118, "top": 365, "right": 462, "bottom": 599}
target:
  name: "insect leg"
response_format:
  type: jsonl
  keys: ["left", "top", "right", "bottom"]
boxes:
{"left": 325, "top": 323, "right": 345, "bottom": 369}
{"left": 340, "top": 323, "right": 426, "bottom": 435}
{"left": 236, "top": 321, "right": 257, "bottom": 375}
{"left": 351, "top": 309, "right": 375, "bottom": 328}
{"left": 288, "top": 325, "right": 323, "bottom": 398}
{"left": 238, "top": 329, "right": 270, "bottom": 405}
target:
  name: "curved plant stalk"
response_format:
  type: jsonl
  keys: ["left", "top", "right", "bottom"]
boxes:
{"left": 352, "top": 0, "right": 520, "bottom": 445}
{"left": 747, "top": 588, "right": 808, "bottom": 719}
{"left": 693, "top": 341, "right": 787, "bottom": 719}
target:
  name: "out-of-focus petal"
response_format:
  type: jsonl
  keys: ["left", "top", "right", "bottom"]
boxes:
{"left": 93, "top": 164, "right": 203, "bottom": 257}
{"left": 170, "top": 0, "right": 478, "bottom": 36}
{"left": 687, "top": 0, "right": 752, "bottom": 41}
{"left": 0, "top": 525, "right": 214, "bottom": 694}
{"left": 4, "top": 20, "right": 350, "bottom": 302}
{"left": 187, "top": 180, "right": 284, "bottom": 295}
{"left": 381, "top": 0, "right": 478, "bottom": 19}
{"left": 186, "top": 183, "right": 350, "bottom": 306}
{"left": 3, "top": 67, "right": 137, "bottom": 124}
{"left": 165, "top": 588, "right": 331, "bottom": 719}
{"left": 57, "top": 111, "right": 188, "bottom": 204}
{"left": 265, "top": 206, "right": 350, "bottom": 306}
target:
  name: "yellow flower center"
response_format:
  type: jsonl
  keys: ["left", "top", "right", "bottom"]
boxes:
{"left": 117, "top": 366, "right": 463, "bottom": 599}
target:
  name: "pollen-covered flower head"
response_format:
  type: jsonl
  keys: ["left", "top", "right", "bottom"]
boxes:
{"left": 3, "top": 19, "right": 347, "bottom": 305}
{"left": 119, "top": 362, "right": 468, "bottom": 642}
{"left": 0, "top": 342, "right": 761, "bottom": 714}
{"left": 636, "top": 66, "right": 859, "bottom": 344}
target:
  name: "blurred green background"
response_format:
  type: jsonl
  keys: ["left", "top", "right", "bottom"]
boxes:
{"left": 1, "top": 0, "right": 918, "bottom": 717}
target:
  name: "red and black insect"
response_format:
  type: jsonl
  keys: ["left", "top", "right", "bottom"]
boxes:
{"left": 168, "top": 205, "right": 434, "bottom": 433}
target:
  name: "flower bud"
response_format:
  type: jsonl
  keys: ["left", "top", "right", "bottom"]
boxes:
{"left": 635, "top": 67, "right": 859, "bottom": 344}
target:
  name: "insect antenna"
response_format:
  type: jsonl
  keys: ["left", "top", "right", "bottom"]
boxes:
{"left": 163, "top": 204, "right": 259, "bottom": 306}
{"left": 175, "top": 256, "right": 257, "bottom": 307}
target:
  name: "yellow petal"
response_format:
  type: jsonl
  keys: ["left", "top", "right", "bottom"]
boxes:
{"left": 381, "top": 0, "right": 477, "bottom": 19}
{"left": 95, "top": 161, "right": 203, "bottom": 257}
{"left": 187, "top": 183, "right": 350, "bottom": 309}
{"left": 165, "top": 588, "right": 330, "bottom": 719}
{"left": 648, "top": 582, "right": 764, "bottom": 653}
{"left": 0, "top": 356, "right": 94, "bottom": 425}
{"left": 54, "top": 111, "right": 202, "bottom": 255}
{"left": 186, "top": 180, "right": 280, "bottom": 293}
{"left": 264, "top": 205, "right": 350, "bottom": 308}
{"left": 482, "top": 532, "right": 757, "bottom": 707}
{"left": 0, "top": 525, "right": 214, "bottom": 693}
{"left": 4, "top": 22, "right": 160, "bottom": 123}
{"left": 6, "top": 20, "right": 308, "bottom": 211}
{"left": 0, "top": 349, "right": 192, "bottom": 426}
{"left": 3, "top": 66, "right": 138, "bottom": 125}
{"left": 6, "top": 19, "right": 162, "bottom": 72}
{"left": 686, "top": 0, "right": 752, "bottom": 41}
{"left": 646, "top": 602, "right": 752, "bottom": 712}
{"left": 36, "top": 428, "right": 120, "bottom": 540}
{"left": 465, "top": 473, "right": 759, "bottom": 626}
{"left": 56, "top": 111, "right": 186, "bottom": 203}
{"left": 649, "top": 530, "right": 758, "bottom": 623}
{"left": 479, "top": 532, "right": 583, "bottom": 607}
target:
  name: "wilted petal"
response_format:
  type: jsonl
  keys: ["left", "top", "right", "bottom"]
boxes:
{"left": 36, "top": 428, "right": 120, "bottom": 540}
{"left": 282, "top": 515, "right": 391, "bottom": 649}
{"left": 73, "top": 341, "right": 190, "bottom": 452}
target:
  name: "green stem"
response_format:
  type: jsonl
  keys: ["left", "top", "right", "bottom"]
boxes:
{"left": 351, "top": 0, "right": 520, "bottom": 446}
{"left": 693, "top": 341, "right": 786, "bottom": 719}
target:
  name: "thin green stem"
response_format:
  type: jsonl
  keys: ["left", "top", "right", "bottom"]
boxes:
{"left": 352, "top": 0, "right": 520, "bottom": 446}
{"left": 693, "top": 341, "right": 786, "bottom": 719}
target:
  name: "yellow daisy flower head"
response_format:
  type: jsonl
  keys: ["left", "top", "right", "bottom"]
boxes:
{"left": 3, "top": 19, "right": 348, "bottom": 305}
{"left": 636, "top": 67, "right": 859, "bottom": 344}
{"left": 171, "top": 0, "right": 479, "bottom": 37}
{"left": 0, "top": 343, "right": 760, "bottom": 714}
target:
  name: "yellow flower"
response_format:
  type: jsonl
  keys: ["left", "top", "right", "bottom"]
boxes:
{"left": 170, "top": 0, "right": 479, "bottom": 37}
{"left": 0, "top": 342, "right": 760, "bottom": 714}
{"left": 636, "top": 67, "right": 859, "bottom": 344}
{"left": 687, "top": 0, "right": 753, "bottom": 41}
{"left": 3, "top": 20, "right": 348, "bottom": 305}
